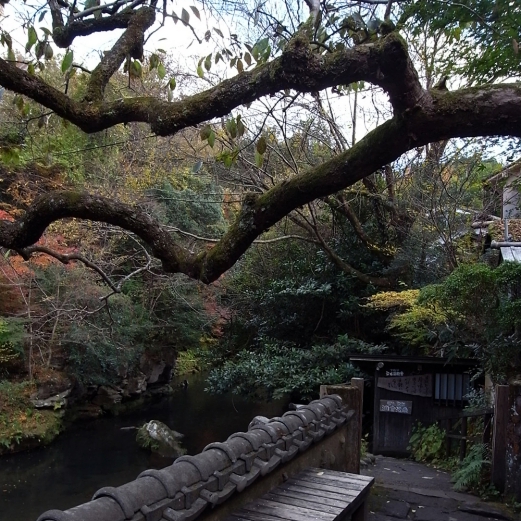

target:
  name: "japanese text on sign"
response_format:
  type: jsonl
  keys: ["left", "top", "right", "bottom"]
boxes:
{"left": 377, "top": 374, "right": 432, "bottom": 397}
{"left": 379, "top": 400, "right": 412, "bottom": 414}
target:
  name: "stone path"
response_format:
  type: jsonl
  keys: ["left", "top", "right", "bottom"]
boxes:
{"left": 361, "top": 456, "right": 518, "bottom": 521}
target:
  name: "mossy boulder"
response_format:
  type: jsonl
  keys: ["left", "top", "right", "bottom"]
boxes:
{"left": 136, "top": 420, "right": 186, "bottom": 458}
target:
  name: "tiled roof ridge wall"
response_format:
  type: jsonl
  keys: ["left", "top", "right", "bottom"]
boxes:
{"left": 37, "top": 395, "right": 352, "bottom": 521}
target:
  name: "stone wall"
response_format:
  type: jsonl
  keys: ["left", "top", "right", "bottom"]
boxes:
{"left": 37, "top": 390, "right": 361, "bottom": 521}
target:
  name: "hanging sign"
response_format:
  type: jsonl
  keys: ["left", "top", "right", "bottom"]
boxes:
{"left": 379, "top": 399, "right": 412, "bottom": 414}
{"left": 377, "top": 374, "right": 432, "bottom": 397}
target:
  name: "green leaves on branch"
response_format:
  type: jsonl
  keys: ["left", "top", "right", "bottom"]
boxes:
{"left": 149, "top": 52, "right": 160, "bottom": 71}
{"left": 205, "top": 335, "right": 374, "bottom": 401}
{"left": 157, "top": 62, "right": 166, "bottom": 79}
{"left": 181, "top": 8, "right": 190, "bottom": 25}
{"left": 26, "top": 26, "right": 38, "bottom": 53}
{"left": 256, "top": 136, "right": 267, "bottom": 154}
{"left": 167, "top": 77, "right": 176, "bottom": 101}
{"left": 255, "top": 135, "right": 267, "bottom": 167}
{"left": 130, "top": 59, "right": 142, "bottom": 78}
{"left": 1, "top": 31, "right": 16, "bottom": 63}
{"left": 61, "top": 50, "right": 73, "bottom": 73}
{"left": 35, "top": 41, "right": 53, "bottom": 61}
{"left": 216, "top": 149, "right": 239, "bottom": 168}
{"left": 200, "top": 115, "right": 246, "bottom": 151}
{"left": 200, "top": 125, "right": 215, "bottom": 148}
{"left": 171, "top": 6, "right": 200, "bottom": 26}
{"left": 189, "top": 5, "right": 201, "bottom": 20}
{"left": 225, "top": 118, "right": 237, "bottom": 138}
{"left": 196, "top": 54, "right": 213, "bottom": 77}
{"left": 249, "top": 37, "right": 271, "bottom": 64}
{"left": 146, "top": 52, "right": 176, "bottom": 99}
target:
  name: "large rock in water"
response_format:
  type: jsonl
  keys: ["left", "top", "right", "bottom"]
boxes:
{"left": 136, "top": 420, "right": 186, "bottom": 458}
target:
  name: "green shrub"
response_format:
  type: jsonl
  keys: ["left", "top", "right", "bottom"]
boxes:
{"left": 452, "top": 443, "right": 490, "bottom": 492}
{"left": 408, "top": 421, "right": 446, "bottom": 463}
{"left": 0, "top": 380, "right": 62, "bottom": 452}
{"left": 206, "top": 335, "right": 385, "bottom": 401}
{"left": 0, "top": 318, "right": 26, "bottom": 369}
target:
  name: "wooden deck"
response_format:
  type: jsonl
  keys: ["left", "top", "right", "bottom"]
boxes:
{"left": 224, "top": 468, "right": 374, "bottom": 521}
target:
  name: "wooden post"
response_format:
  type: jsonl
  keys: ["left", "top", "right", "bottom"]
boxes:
{"left": 505, "top": 381, "right": 521, "bottom": 501}
{"left": 492, "top": 385, "right": 509, "bottom": 492}
{"left": 351, "top": 377, "right": 364, "bottom": 442}
{"left": 445, "top": 418, "right": 452, "bottom": 457}
{"left": 373, "top": 369, "right": 381, "bottom": 455}
{"left": 482, "top": 412, "right": 492, "bottom": 446}
{"left": 459, "top": 416, "right": 467, "bottom": 461}
{"left": 320, "top": 383, "right": 362, "bottom": 473}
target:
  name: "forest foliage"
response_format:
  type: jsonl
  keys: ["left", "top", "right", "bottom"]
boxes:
{"left": 0, "top": 0, "right": 520, "bottom": 405}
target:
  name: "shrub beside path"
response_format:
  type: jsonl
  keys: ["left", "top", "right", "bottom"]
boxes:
{"left": 361, "top": 456, "right": 518, "bottom": 521}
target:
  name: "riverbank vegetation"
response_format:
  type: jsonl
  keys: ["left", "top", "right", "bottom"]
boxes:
{"left": 0, "top": 380, "right": 62, "bottom": 454}
{"left": 0, "top": 0, "right": 520, "bottom": 453}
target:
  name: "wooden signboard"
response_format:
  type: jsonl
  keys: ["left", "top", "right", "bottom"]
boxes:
{"left": 377, "top": 374, "right": 432, "bottom": 397}
{"left": 380, "top": 399, "right": 412, "bottom": 414}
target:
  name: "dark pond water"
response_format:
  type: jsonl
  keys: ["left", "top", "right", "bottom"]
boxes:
{"left": 0, "top": 374, "right": 289, "bottom": 521}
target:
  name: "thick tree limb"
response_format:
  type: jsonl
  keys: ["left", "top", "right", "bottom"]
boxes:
{"left": 52, "top": 11, "right": 137, "bottom": 48}
{"left": 0, "top": 31, "right": 423, "bottom": 133}
{"left": 84, "top": 5, "right": 156, "bottom": 101}
{"left": 1, "top": 84, "right": 521, "bottom": 283}
{"left": 0, "top": 192, "right": 193, "bottom": 274}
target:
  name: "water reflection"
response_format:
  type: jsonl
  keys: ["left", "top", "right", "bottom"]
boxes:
{"left": 0, "top": 374, "right": 288, "bottom": 521}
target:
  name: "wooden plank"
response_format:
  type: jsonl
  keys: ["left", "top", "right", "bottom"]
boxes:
{"left": 267, "top": 489, "right": 348, "bottom": 509}
{"left": 239, "top": 500, "right": 336, "bottom": 521}
{"left": 276, "top": 483, "right": 357, "bottom": 503}
{"left": 286, "top": 477, "right": 364, "bottom": 496}
{"left": 303, "top": 469, "right": 374, "bottom": 485}
{"left": 297, "top": 473, "right": 369, "bottom": 488}
{"left": 263, "top": 497, "right": 342, "bottom": 516}
{"left": 229, "top": 512, "right": 284, "bottom": 521}
{"left": 297, "top": 476, "right": 367, "bottom": 493}
{"left": 307, "top": 468, "right": 374, "bottom": 483}
{"left": 224, "top": 469, "right": 374, "bottom": 521}
{"left": 265, "top": 492, "right": 344, "bottom": 514}
{"left": 227, "top": 516, "right": 267, "bottom": 521}
{"left": 253, "top": 498, "right": 341, "bottom": 518}
{"left": 293, "top": 475, "right": 367, "bottom": 492}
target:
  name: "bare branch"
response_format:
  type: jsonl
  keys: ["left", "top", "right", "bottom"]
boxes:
{"left": 291, "top": 208, "right": 394, "bottom": 288}
{"left": 17, "top": 245, "right": 119, "bottom": 291}
{"left": 73, "top": 0, "right": 140, "bottom": 20}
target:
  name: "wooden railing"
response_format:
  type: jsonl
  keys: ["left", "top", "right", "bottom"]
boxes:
{"left": 442, "top": 407, "right": 494, "bottom": 461}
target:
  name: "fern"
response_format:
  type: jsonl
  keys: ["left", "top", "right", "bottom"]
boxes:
{"left": 453, "top": 444, "right": 490, "bottom": 491}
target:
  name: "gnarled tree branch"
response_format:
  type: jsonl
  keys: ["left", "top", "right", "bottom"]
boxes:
{"left": 84, "top": 5, "right": 156, "bottom": 101}
{"left": 1, "top": 83, "right": 520, "bottom": 283}
{"left": 0, "top": 31, "right": 423, "bottom": 134}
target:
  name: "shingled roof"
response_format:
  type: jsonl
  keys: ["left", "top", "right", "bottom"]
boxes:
{"left": 37, "top": 395, "right": 351, "bottom": 521}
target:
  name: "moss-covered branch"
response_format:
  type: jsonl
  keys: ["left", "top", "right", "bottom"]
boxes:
{"left": 2, "top": 83, "right": 521, "bottom": 283}
{"left": 0, "top": 31, "right": 423, "bottom": 134}
{"left": 84, "top": 6, "right": 156, "bottom": 102}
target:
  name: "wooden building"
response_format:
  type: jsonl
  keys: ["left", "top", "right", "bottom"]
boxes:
{"left": 349, "top": 355, "right": 479, "bottom": 456}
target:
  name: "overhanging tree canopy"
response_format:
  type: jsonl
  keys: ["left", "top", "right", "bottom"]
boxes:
{"left": 0, "top": 0, "right": 520, "bottom": 283}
